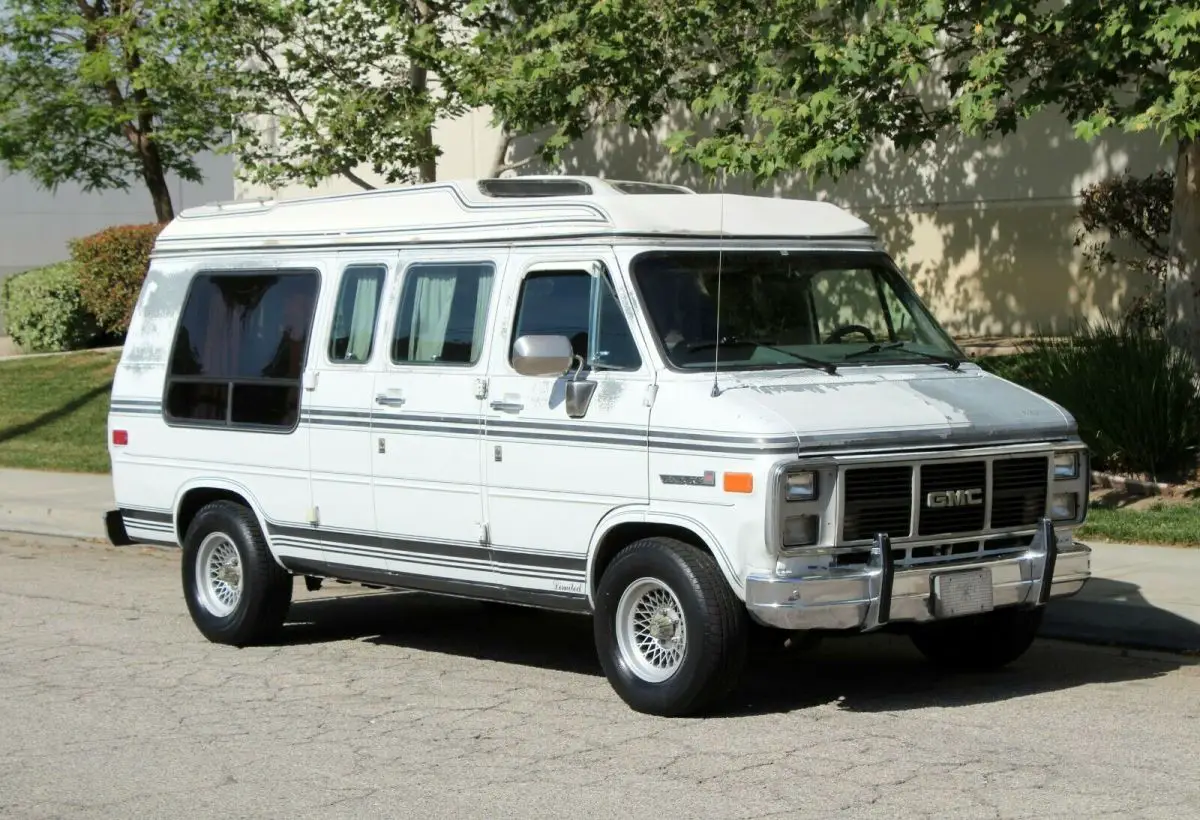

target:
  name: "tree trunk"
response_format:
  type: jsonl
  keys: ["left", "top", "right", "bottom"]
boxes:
{"left": 138, "top": 139, "right": 174, "bottom": 222}
{"left": 417, "top": 121, "right": 437, "bottom": 184}
{"left": 1164, "top": 139, "right": 1200, "bottom": 364}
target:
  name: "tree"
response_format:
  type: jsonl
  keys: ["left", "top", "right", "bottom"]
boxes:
{"left": 205, "top": 0, "right": 473, "bottom": 190}
{"left": 476, "top": 1, "right": 1199, "bottom": 359}
{"left": 0, "top": 0, "right": 232, "bottom": 221}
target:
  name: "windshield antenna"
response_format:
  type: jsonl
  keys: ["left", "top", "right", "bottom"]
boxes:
{"left": 711, "top": 172, "right": 726, "bottom": 398}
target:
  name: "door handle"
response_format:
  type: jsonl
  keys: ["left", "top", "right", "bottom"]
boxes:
{"left": 489, "top": 400, "right": 523, "bottom": 413}
{"left": 375, "top": 394, "right": 406, "bottom": 407}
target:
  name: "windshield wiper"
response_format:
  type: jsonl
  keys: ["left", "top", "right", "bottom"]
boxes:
{"left": 842, "top": 341, "right": 962, "bottom": 370}
{"left": 685, "top": 337, "right": 838, "bottom": 374}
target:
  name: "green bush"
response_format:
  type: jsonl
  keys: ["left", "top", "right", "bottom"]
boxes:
{"left": 982, "top": 321, "right": 1200, "bottom": 482}
{"left": 70, "top": 222, "right": 164, "bottom": 336}
{"left": 0, "top": 262, "right": 101, "bottom": 353}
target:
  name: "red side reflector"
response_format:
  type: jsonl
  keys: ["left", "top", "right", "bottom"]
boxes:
{"left": 112, "top": 430, "right": 128, "bottom": 446}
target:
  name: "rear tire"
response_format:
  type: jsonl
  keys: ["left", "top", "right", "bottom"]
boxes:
{"left": 909, "top": 607, "right": 1043, "bottom": 671}
{"left": 181, "top": 500, "right": 293, "bottom": 646}
{"left": 593, "top": 537, "right": 747, "bottom": 717}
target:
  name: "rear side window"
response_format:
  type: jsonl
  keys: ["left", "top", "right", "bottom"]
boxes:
{"left": 328, "top": 265, "right": 386, "bottom": 363}
{"left": 166, "top": 271, "right": 320, "bottom": 430}
{"left": 391, "top": 262, "right": 494, "bottom": 365}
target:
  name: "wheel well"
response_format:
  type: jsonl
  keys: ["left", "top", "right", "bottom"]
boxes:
{"left": 590, "top": 522, "right": 713, "bottom": 595}
{"left": 176, "top": 488, "right": 253, "bottom": 541}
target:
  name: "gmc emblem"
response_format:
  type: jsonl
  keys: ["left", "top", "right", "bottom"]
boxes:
{"left": 926, "top": 489, "right": 983, "bottom": 508}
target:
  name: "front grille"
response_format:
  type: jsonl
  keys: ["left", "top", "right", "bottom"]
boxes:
{"left": 991, "top": 457, "right": 1049, "bottom": 528}
{"left": 842, "top": 465, "right": 913, "bottom": 541}
{"left": 918, "top": 461, "right": 987, "bottom": 535}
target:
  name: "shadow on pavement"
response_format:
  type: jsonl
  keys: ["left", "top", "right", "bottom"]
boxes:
{"left": 1041, "top": 577, "right": 1200, "bottom": 654}
{"left": 281, "top": 588, "right": 1190, "bottom": 717}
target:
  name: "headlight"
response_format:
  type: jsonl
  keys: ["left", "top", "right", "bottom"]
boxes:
{"left": 782, "top": 514, "right": 819, "bottom": 547}
{"left": 1051, "top": 492, "right": 1078, "bottom": 521}
{"left": 1053, "top": 452, "right": 1080, "bottom": 480}
{"left": 785, "top": 471, "right": 818, "bottom": 501}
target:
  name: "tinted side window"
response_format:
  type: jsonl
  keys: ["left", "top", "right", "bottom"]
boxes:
{"left": 329, "top": 265, "right": 386, "bottom": 363}
{"left": 391, "top": 263, "right": 494, "bottom": 365}
{"left": 166, "top": 271, "right": 319, "bottom": 430}
{"left": 511, "top": 270, "right": 641, "bottom": 370}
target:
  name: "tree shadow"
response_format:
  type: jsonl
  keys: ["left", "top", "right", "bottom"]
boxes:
{"left": 0, "top": 379, "right": 112, "bottom": 444}
{"left": 278, "top": 587, "right": 1187, "bottom": 717}
{"left": 505, "top": 100, "right": 1173, "bottom": 336}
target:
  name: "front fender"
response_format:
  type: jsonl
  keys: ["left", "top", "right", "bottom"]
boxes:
{"left": 585, "top": 506, "right": 743, "bottom": 609}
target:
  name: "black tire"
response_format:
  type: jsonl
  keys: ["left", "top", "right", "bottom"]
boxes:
{"left": 593, "top": 537, "right": 747, "bottom": 717}
{"left": 909, "top": 606, "right": 1044, "bottom": 671}
{"left": 181, "top": 500, "right": 293, "bottom": 646}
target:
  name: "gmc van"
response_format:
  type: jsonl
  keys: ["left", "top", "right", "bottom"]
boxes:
{"left": 105, "top": 176, "right": 1091, "bottom": 716}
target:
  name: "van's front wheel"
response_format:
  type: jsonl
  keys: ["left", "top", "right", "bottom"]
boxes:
{"left": 181, "top": 501, "right": 292, "bottom": 646}
{"left": 594, "top": 538, "right": 747, "bottom": 717}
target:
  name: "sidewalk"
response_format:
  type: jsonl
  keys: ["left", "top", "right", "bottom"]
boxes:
{"left": 0, "top": 467, "right": 1197, "bottom": 652}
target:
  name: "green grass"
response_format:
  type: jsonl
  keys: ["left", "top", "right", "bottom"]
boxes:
{"left": 0, "top": 350, "right": 118, "bottom": 473}
{"left": 1078, "top": 501, "right": 1200, "bottom": 547}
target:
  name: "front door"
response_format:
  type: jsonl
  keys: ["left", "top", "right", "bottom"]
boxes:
{"left": 483, "top": 253, "right": 652, "bottom": 603}
{"left": 371, "top": 253, "right": 503, "bottom": 589}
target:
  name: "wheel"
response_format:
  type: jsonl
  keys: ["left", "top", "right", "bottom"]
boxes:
{"left": 909, "top": 607, "right": 1043, "bottom": 671}
{"left": 181, "top": 500, "right": 293, "bottom": 646}
{"left": 593, "top": 538, "right": 748, "bottom": 717}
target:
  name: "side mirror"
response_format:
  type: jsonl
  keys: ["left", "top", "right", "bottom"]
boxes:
{"left": 512, "top": 334, "right": 574, "bottom": 377}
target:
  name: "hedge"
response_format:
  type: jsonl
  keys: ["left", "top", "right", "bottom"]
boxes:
{"left": 70, "top": 222, "right": 164, "bottom": 336}
{"left": 0, "top": 262, "right": 101, "bottom": 353}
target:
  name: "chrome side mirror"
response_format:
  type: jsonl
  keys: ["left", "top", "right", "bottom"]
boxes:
{"left": 512, "top": 334, "right": 574, "bottom": 377}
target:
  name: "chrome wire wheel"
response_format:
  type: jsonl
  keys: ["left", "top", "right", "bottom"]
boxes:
{"left": 615, "top": 577, "right": 688, "bottom": 683}
{"left": 195, "top": 532, "right": 243, "bottom": 617}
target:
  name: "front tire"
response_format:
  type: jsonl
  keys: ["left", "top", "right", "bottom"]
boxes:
{"left": 594, "top": 538, "right": 747, "bottom": 717}
{"left": 181, "top": 500, "right": 293, "bottom": 646}
{"left": 909, "top": 607, "right": 1043, "bottom": 671}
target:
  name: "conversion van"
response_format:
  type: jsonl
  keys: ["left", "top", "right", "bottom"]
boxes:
{"left": 105, "top": 176, "right": 1091, "bottom": 716}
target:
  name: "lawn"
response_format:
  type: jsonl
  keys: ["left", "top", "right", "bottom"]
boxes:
{"left": 0, "top": 350, "right": 118, "bottom": 473}
{"left": 1078, "top": 497, "right": 1200, "bottom": 547}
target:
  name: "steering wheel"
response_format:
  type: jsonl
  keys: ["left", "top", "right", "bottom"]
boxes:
{"left": 824, "top": 324, "right": 877, "bottom": 344}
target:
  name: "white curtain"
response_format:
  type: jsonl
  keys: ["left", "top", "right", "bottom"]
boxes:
{"left": 346, "top": 273, "right": 379, "bottom": 361}
{"left": 470, "top": 270, "right": 494, "bottom": 362}
{"left": 409, "top": 270, "right": 457, "bottom": 362}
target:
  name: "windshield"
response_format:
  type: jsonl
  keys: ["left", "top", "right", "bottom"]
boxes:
{"left": 630, "top": 249, "right": 964, "bottom": 371}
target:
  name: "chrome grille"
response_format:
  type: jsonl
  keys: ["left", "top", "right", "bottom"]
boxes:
{"left": 842, "top": 465, "right": 912, "bottom": 541}
{"left": 918, "top": 461, "right": 987, "bottom": 536}
{"left": 991, "top": 456, "right": 1050, "bottom": 529}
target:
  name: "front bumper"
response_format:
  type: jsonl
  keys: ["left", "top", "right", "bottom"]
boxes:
{"left": 745, "top": 520, "right": 1089, "bottom": 631}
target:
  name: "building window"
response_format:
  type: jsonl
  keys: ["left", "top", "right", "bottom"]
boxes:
{"left": 329, "top": 265, "right": 386, "bottom": 363}
{"left": 166, "top": 270, "right": 319, "bottom": 430}
{"left": 511, "top": 269, "right": 641, "bottom": 371}
{"left": 391, "top": 262, "right": 495, "bottom": 365}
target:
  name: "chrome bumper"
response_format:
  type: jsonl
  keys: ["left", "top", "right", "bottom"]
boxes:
{"left": 745, "top": 520, "right": 1090, "bottom": 631}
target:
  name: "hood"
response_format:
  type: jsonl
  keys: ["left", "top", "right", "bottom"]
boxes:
{"left": 661, "top": 365, "right": 1076, "bottom": 452}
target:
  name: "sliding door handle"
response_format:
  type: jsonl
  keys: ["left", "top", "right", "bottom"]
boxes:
{"left": 489, "top": 400, "right": 523, "bottom": 413}
{"left": 375, "top": 394, "right": 406, "bottom": 407}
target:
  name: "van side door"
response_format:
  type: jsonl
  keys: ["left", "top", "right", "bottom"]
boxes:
{"left": 370, "top": 252, "right": 504, "bottom": 589}
{"left": 482, "top": 252, "right": 652, "bottom": 606}
{"left": 298, "top": 259, "right": 391, "bottom": 572}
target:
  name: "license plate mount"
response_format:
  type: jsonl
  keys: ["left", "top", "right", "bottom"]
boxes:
{"left": 931, "top": 567, "right": 994, "bottom": 619}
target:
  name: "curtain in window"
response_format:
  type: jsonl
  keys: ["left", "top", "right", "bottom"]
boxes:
{"left": 347, "top": 274, "right": 379, "bottom": 361}
{"left": 469, "top": 269, "right": 493, "bottom": 362}
{"left": 408, "top": 270, "right": 457, "bottom": 362}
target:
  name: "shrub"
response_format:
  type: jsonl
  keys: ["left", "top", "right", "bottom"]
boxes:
{"left": 70, "top": 222, "right": 164, "bottom": 336}
{"left": 0, "top": 262, "right": 101, "bottom": 353}
{"left": 983, "top": 320, "right": 1200, "bottom": 482}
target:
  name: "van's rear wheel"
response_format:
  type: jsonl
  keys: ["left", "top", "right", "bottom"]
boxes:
{"left": 181, "top": 500, "right": 292, "bottom": 646}
{"left": 594, "top": 538, "right": 747, "bottom": 717}
{"left": 909, "top": 607, "right": 1043, "bottom": 671}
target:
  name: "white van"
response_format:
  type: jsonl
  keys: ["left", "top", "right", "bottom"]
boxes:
{"left": 105, "top": 176, "right": 1091, "bottom": 716}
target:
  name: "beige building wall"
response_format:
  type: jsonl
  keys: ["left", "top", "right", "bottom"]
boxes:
{"left": 236, "top": 106, "right": 1175, "bottom": 337}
